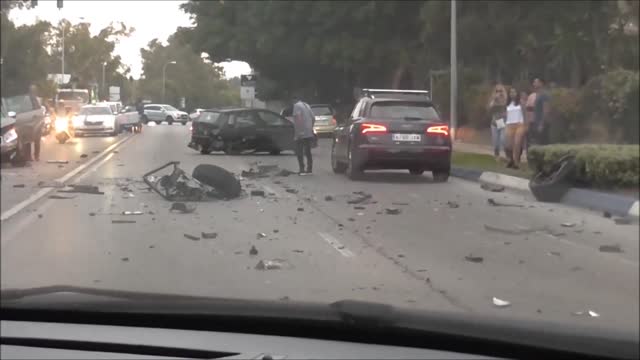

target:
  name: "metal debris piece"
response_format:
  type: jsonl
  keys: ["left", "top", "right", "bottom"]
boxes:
{"left": 250, "top": 190, "right": 266, "bottom": 197}
{"left": 492, "top": 297, "right": 511, "bottom": 307}
{"left": 487, "top": 198, "right": 523, "bottom": 207}
{"left": 397, "top": 254, "right": 405, "bottom": 258}
{"left": 347, "top": 217, "right": 355, "bottom": 222}
{"left": 255, "top": 258, "right": 291, "bottom": 270}
{"left": 144, "top": 161, "right": 216, "bottom": 201}
{"left": 293, "top": 249, "right": 304, "bottom": 253}
{"left": 250, "top": 245, "right": 258, "bottom": 256}
{"left": 572, "top": 310, "right": 600, "bottom": 317}
{"left": 285, "top": 188, "right": 298, "bottom": 194}
{"left": 324, "top": 195, "right": 334, "bottom": 201}
{"left": 464, "top": 255, "right": 484, "bottom": 263}
{"left": 149, "top": 245, "right": 155, "bottom": 249}
{"left": 89, "top": 212, "right": 96, "bottom": 216}
{"left": 202, "top": 232, "right": 218, "bottom": 239}
{"left": 276, "top": 169, "right": 296, "bottom": 177}
{"left": 122, "top": 211, "right": 144, "bottom": 215}
{"left": 354, "top": 206, "right": 366, "bottom": 210}
{"left": 447, "top": 201, "right": 459, "bottom": 208}
{"left": 92, "top": 150, "right": 100, "bottom": 154}
{"left": 599, "top": 244, "right": 623, "bottom": 253}
{"left": 357, "top": 212, "right": 365, "bottom": 216}
{"left": 80, "top": 154, "right": 88, "bottom": 158}
{"left": 49, "top": 195, "right": 75, "bottom": 199}
{"left": 603, "top": 211, "right": 612, "bottom": 218}
{"left": 561, "top": 222, "right": 576, "bottom": 227}
{"left": 279, "top": 296, "right": 290, "bottom": 301}
{"left": 614, "top": 217, "right": 633, "bottom": 225}
{"left": 38, "top": 181, "right": 65, "bottom": 188}
{"left": 112, "top": 220, "right": 136, "bottom": 224}
{"left": 547, "top": 251, "right": 561, "bottom": 257}
{"left": 37, "top": 214, "right": 43, "bottom": 219}
{"left": 13, "top": 184, "right": 25, "bottom": 188}
{"left": 184, "top": 233, "right": 200, "bottom": 241}
{"left": 47, "top": 160, "right": 69, "bottom": 164}
{"left": 273, "top": 229, "right": 279, "bottom": 233}
{"left": 59, "top": 184, "right": 104, "bottom": 195}
{"left": 121, "top": 257, "right": 129, "bottom": 262}
{"left": 122, "top": 193, "right": 135, "bottom": 198}
{"left": 297, "top": 207, "right": 304, "bottom": 212}
{"left": 385, "top": 208, "right": 401, "bottom": 215}
{"left": 257, "top": 232, "right": 267, "bottom": 239}
{"left": 391, "top": 202, "right": 409, "bottom": 206}
{"left": 347, "top": 192, "right": 373, "bottom": 204}
{"left": 483, "top": 224, "right": 549, "bottom": 235}
{"left": 170, "top": 202, "right": 196, "bottom": 213}
{"left": 481, "top": 183, "right": 505, "bottom": 192}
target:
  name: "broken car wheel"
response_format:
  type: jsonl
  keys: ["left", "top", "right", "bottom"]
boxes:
{"left": 192, "top": 164, "right": 242, "bottom": 199}
{"left": 529, "top": 154, "right": 576, "bottom": 203}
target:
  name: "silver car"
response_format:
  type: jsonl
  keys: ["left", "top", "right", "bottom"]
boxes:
{"left": 72, "top": 105, "right": 118, "bottom": 136}
{"left": 142, "top": 104, "right": 189, "bottom": 125}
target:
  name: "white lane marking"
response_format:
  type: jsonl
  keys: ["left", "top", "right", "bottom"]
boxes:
{"left": 0, "top": 134, "right": 132, "bottom": 222}
{"left": 74, "top": 153, "right": 114, "bottom": 182}
{"left": 318, "top": 232, "right": 355, "bottom": 257}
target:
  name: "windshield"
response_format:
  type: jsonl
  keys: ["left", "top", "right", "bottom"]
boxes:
{"left": 79, "top": 107, "right": 112, "bottom": 115}
{"left": 370, "top": 101, "right": 440, "bottom": 121}
{"left": 57, "top": 91, "right": 89, "bottom": 103}
{"left": 1, "top": 0, "right": 638, "bottom": 345}
{"left": 311, "top": 106, "right": 333, "bottom": 116}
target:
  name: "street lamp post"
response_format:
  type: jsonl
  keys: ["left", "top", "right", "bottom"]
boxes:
{"left": 450, "top": 0, "right": 458, "bottom": 140}
{"left": 162, "top": 61, "right": 177, "bottom": 103}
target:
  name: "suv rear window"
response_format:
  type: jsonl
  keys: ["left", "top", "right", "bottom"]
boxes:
{"left": 369, "top": 101, "right": 439, "bottom": 121}
{"left": 198, "top": 111, "right": 224, "bottom": 125}
{"left": 310, "top": 106, "right": 333, "bottom": 116}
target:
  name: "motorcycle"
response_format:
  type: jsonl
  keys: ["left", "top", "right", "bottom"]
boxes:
{"left": 54, "top": 113, "right": 75, "bottom": 144}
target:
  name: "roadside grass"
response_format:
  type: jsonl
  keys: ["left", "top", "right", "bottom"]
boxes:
{"left": 452, "top": 152, "right": 533, "bottom": 179}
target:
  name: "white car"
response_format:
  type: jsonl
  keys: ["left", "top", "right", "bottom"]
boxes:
{"left": 72, "top": 105, "right": 118, "bottom": 136}
{"left": 189, "top": 108, "right": 205, "bottom": 121}
{"left": 142, "top": 104, "right": 189, "bottom": 125}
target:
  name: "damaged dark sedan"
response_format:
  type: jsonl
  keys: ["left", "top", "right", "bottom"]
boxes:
{"left": 188, "top": 108, "right": 296, "bottom": 155}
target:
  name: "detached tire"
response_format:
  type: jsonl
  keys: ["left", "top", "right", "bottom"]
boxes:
{"left": 192, "top": 164, "right": 242, "bottom": 199}
{"left": 529, "top": 154, "right": 576, "bottom": 202}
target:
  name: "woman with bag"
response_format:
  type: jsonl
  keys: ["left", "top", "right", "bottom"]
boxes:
{"left": 487, "top": 84, "right": 508, "bottom": 162}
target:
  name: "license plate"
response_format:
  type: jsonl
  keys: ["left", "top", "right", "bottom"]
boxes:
{"left": 392, "top": 134, "right": 421, "bottom": 142}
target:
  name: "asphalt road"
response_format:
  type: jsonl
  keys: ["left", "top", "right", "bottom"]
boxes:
{"left": 1, "top": 124, "right": 638, "bottom": 336}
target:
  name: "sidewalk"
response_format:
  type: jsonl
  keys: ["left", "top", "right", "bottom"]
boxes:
{"left": 453, "top": 127, "right": 528, "bottom": 163}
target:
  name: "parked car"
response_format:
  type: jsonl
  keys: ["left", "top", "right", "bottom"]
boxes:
{"left": 0, "top": 107, "right": 19, "bottom": 164}
{"left": 72, "top": 105, "right": 118, "bottom": 137}
{"left": 188, "top": 108, "right": 295, "bottom": 155}
{"left": 331, "top": 89, "right": 451, "bottom": 181}
{"left": 1, "top": 94, "right": 45, "bottom": 162}
{"left": 309, "top": 104, "right": 337, "bottom": 136}
{"left": 189, "top": 108, "right": 205, "bottom": 121}
{"left": 141, "top": 104, "right": 188, "bottom": 125}
{"left": 116, "top": 105, "right": 142, "bottom": 133}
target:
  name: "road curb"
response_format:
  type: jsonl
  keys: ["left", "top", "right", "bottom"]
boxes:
{"left": 451, "top": 166, "right": 639, "bottom": 218}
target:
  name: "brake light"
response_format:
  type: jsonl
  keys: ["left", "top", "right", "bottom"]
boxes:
{"left": 361, "top": 123, "right": 387, "bottom": 134}
{"left": 331, "top": 117, "right": 337, "bottom": 126}
{"left": 426, "top": 125, "right": 449, "bottom": 136}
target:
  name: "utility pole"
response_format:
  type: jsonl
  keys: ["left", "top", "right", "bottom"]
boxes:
{"left": 102, "top": 62, "right": 106, "bottom": 101}
{"left": 162, "top": 61, "right": 177, "bottom": 103}
{"left": 450, "top": 0, "right": 457, "bottom": 140}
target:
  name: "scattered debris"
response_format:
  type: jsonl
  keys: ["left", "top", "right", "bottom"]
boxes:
{"left": 257, "top": 232, "right": 267, "bottom": 239}
{"left": 446, "top": 201, "right": 459, "bottom": 208}
{"left": 561, "top": 222, "right": 576, "bottom": 228}
{"left": 149, "top": 245, "right": 155, "bottom": 249}
{"left": 354, "top": 206, "right": 366, "bottom": 210}
{"left": 614, "top": 217, "right": 634, "bottom": 225}
{"left": 464, "top": 255, "right": 484, "bottom": 263}
{"left": 481, "top": 183, "right": 505, "bottom": 192}
{"left": 92, "top": 150, "right": 100, "bottom": 154}
{"left": 347, "top": 217, "right": 355, "bottom": 222}
{"left": 121, "top": 211, "right": 143, "bottom": 215}
{"left": 250, "top": 190, "right": 266, "bottom": 197}
{"left": 37, "top": 214, "right": 43, "bottom": 219}
{"left": 46, "top": 160, "right": 69, "bottom": 164}
{"left": 273, "top": 229, "right": 279, "bottom": 233}
{"left": 170, "top": 202, "right": 196, "bottom": 213}
{"left": 112, "top": 220, "right": 136, "bottom": 224}
{"left": 292, "top": 249, "right": 304, "bottom": 253}
{"left": 416, "top": 269, "right": 427, "bottom": 272}
{"left": 487, "top": 198, "right": 523, "bottom": 207}
{"left": 603, "top": 211, "right": 612, "bottom": 218}
{"left": 285, "top": 188, "right": 298, "bottom": 194}
{"left": 279, "top": 296, "right": 290, "bottom": 301}
{"left": 202, "top": 232, "right": 218, "bottom": 239}
{"left": 572, "top": 310, "right": 600, "bottom": 317}
{"left": 234, "top": 251, "right": 243, "bottom": 255}
{"left": 385, "top": 208, "right": 401, "bottom": 215}
{"left": 49, "top": 195, "right": 75, "bottom": 199}
{"left": 570, "top": 266, "right": 583, "bottom": 271}
{"left": 89, "top": 212, "right": 96, "bottom": 216}
{"left": 391, "top": 202, "right": 409, "bottom": 206}
{"left": 297, "top": 207, "right": 304, "bottom": 212}
{"left": 276, "top": 169, "right": 296, "bottom": 177}
{"left": 121, "top": 257, "right": 129, "bottom": 262}
{"left": 599, "top": 244, "right": 623, "bottom": 253}
{"left": 397, "top": 254, "right": 405, "bottom": 258}
{"left": 484, "top": 224, "right": 550, "bottom": 235}
{"left": 518, "top": 260, "right": 525, "bottom": 264}
{"left": 80, "top": 154, "right": 88, "bottom": 158}
{"left": 184, "top": 233, "right": 200, "bottom": 241}
{"left": 122, "top": 193, "right": 135, "bottom": 198}
{"left": 249, "top": 245, "right": 258, "bottom": 256}
{"left": 38, "top": 181, "right": 65, "bottom": 188}
{"left": 58, "top": 164, "right": 65, "bottom": 168}
{"left": 492, "top": 297, "right": 511, "bottom": 307}
{"left": 324, "top": 195, "right": 334, "bottom": 201}
{"left": 348, "top": 191, "right": 373, "bottom": 205}
{"left": 13, "top": 184, "right": 25, "bottom": 188}
{"left": 255, "top": 259, "right": 290, "bottom": 270}
{"left": 59, "top": 184, "right": 104, "bottom": 195}
{"left": 145, "top": 162, "right": 240, "bottom": 201}
{"left": 547, "top": 251, "right": 561, "bottom": 257}
{"left": 536, "top": 309, "right": 542, "bottom": 314}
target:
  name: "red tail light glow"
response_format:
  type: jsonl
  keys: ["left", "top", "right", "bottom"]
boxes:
{"left": 426, "top": 125, "right": 449, "bottom": 136}
{"left": 361, "top": 123, "right": 387, "bottom": 134}
{"left": 331, "top": 117, "right": 337, "bottom": 126}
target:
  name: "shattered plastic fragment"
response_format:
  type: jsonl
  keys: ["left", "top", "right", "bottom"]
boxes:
{"left": 122, "top": 211, "right": 144, "bottom": 215}
{"left": 492, "top": 297, "right": 511, "bottom": 307}
{"left": 112, "top": 220, "right": 136, "bottom": 224}
{"left": 487, "top": 198, "right": 523, "bottom": 207}
{"left": 297, "top": 207, "right": 304, "bottom": 212}
{"left": 255, "top": 259, "right": 286, "bottom": 270}
{"left": 324, "top": 195, "right": 334, "bottom": 201}
{"left": 202, "top": 232, "right": 218, "bottom": 239}
{"left": 285, "top": 188, "right": 298, "bottom": 194}
{"left": 250, "top": 245, "right": 258, "bottom": 256}
{"left": 354, "top": 206, "right": 366, "bottom": 210}
{"left": 121, "top": 257, "right": 129, "bottom": 262}
{"left": 599, "top": 244, "right": 623, "bottom": 253}
{"left": 59, "top": 184, "right": 104, "bottom": 195}
{"left": 391, "top": 202, "right": 409, "bottom": 206}
{"left": 184, "top": 233, "right": 200, "bottom": 241}
{"left": 122, "top": 193, "right": 135, "bottom": 198}
{"left": 572, "top": 310, "right": 600, "bottom": 317}
{"left": 257, "top": 232, "right": 267, "bottom": 239}
{"left": 250, "top": 190, "right": 266, "bottom": 197}
{"left": 547, "top": 251, "right": 561, "bottom": 257}
{"left": 13, "top": 184, "right": 25, "bottom": 188}
{"left": 385, "top": 208, "right": 401, "bottom": 215}
{"left": 464, "top": 255, "right": 484, "bottom": 263}
{"left": 447, "top": 201, "right": 460, "bottom": 208}
{"left": 561, "top": 222, "right": 576, "bottom": 227}
{"left": 80, "top": 154, "right": 88, "bottom": 158}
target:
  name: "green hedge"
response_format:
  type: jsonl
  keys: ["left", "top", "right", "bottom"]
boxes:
{"left": 527, "top": 144, "right": 640, "bottom": 188}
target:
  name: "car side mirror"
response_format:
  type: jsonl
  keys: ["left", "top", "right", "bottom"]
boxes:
{"left": 8, "top": 111, "right": 17, "bottom": 118}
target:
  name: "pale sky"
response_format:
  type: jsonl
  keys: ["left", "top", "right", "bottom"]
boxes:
{"left": 9, "top": 0, "right": 251, "bottom": 79}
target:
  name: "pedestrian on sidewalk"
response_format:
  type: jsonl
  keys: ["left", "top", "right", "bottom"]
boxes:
{"left": 292, "top": 95, "right": 315, "bottom": 175}
{"left": 487, "top": 84, "right": 508, "bottom": 162}
{"left": 516, "top": 90, "right": 530, "bottom": 162}
{"left": 529, "top": 77, "right": 552, "bottom": 146}
{"left": 504, "top": 87, "right": 525, "bottom": 169}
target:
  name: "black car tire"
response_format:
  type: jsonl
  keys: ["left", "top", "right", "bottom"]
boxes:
{"left": 345, "top": 145, "right": 363, "bottom": 180}
{"left": 141, "top": 115, "right": 149, "bottom": 124}
{"left": 200, "top": 144, "right": 212, "bottom": 155}
{"left": 529, "top": 154, "right": 576, "bottom": 202}
{"left": 331, "top": 140, "right": 347, "bottom": 174}
{"left": 166, "top": 116, "right": 173, "bottom": 125}
{"left": 270, "top": 149, "right": 281, "bottom": 155}
{"left": 432, "top": 169, "right": 450, "bottom": 182}
{"left": 192, "top": 164, "right": 242, "bottom": 199}
{"left": 409, "top": 168, "right": 424, "bottom": 175}
{"left": 223, "top": 141, "right": 239, "bottom": 155}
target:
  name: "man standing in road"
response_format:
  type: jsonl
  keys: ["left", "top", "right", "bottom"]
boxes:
{"left": 530, "top": 77, "right": 552, "bottom": 146}
{"left": 292, "top": 95, "right": 315, "bottom": 175}
{"left": 24, "top": 84, "right": 43, "bottom": 162}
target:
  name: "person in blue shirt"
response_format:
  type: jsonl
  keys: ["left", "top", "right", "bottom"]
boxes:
{"left": 530, "top": 77, "right": 551, "bottom": 145}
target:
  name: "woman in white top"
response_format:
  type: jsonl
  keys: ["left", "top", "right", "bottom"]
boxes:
{"left": 504, "top": 87, "right": 524, "bottom": 169}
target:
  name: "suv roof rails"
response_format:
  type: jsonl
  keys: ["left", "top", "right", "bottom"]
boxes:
{"left": 361, "top": 89, "right": 430, "bottom": 99}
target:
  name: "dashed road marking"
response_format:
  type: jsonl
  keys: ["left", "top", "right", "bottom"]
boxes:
{"left": 318, "top": 232, "right": 355, "bottom": 257}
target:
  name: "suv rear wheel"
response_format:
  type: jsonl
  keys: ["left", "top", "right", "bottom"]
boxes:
{"left": 345, "top": 145, "right": 363, "bottom": 180}
{"left": 331, "top": 140, "right": 347, "bottom": 173}
{"left": 166, "top": 116, "right": 173, "bottom": 125}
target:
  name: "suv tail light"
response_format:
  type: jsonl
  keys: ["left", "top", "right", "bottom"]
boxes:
{"left": 361, "top": 123, "right": 387, "bottom": 134}
{"left": 331, "top": 117, "right": 337, "bottom": 126}
{"left": 426, "top": 125, "right": 449, "bottom": 136}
